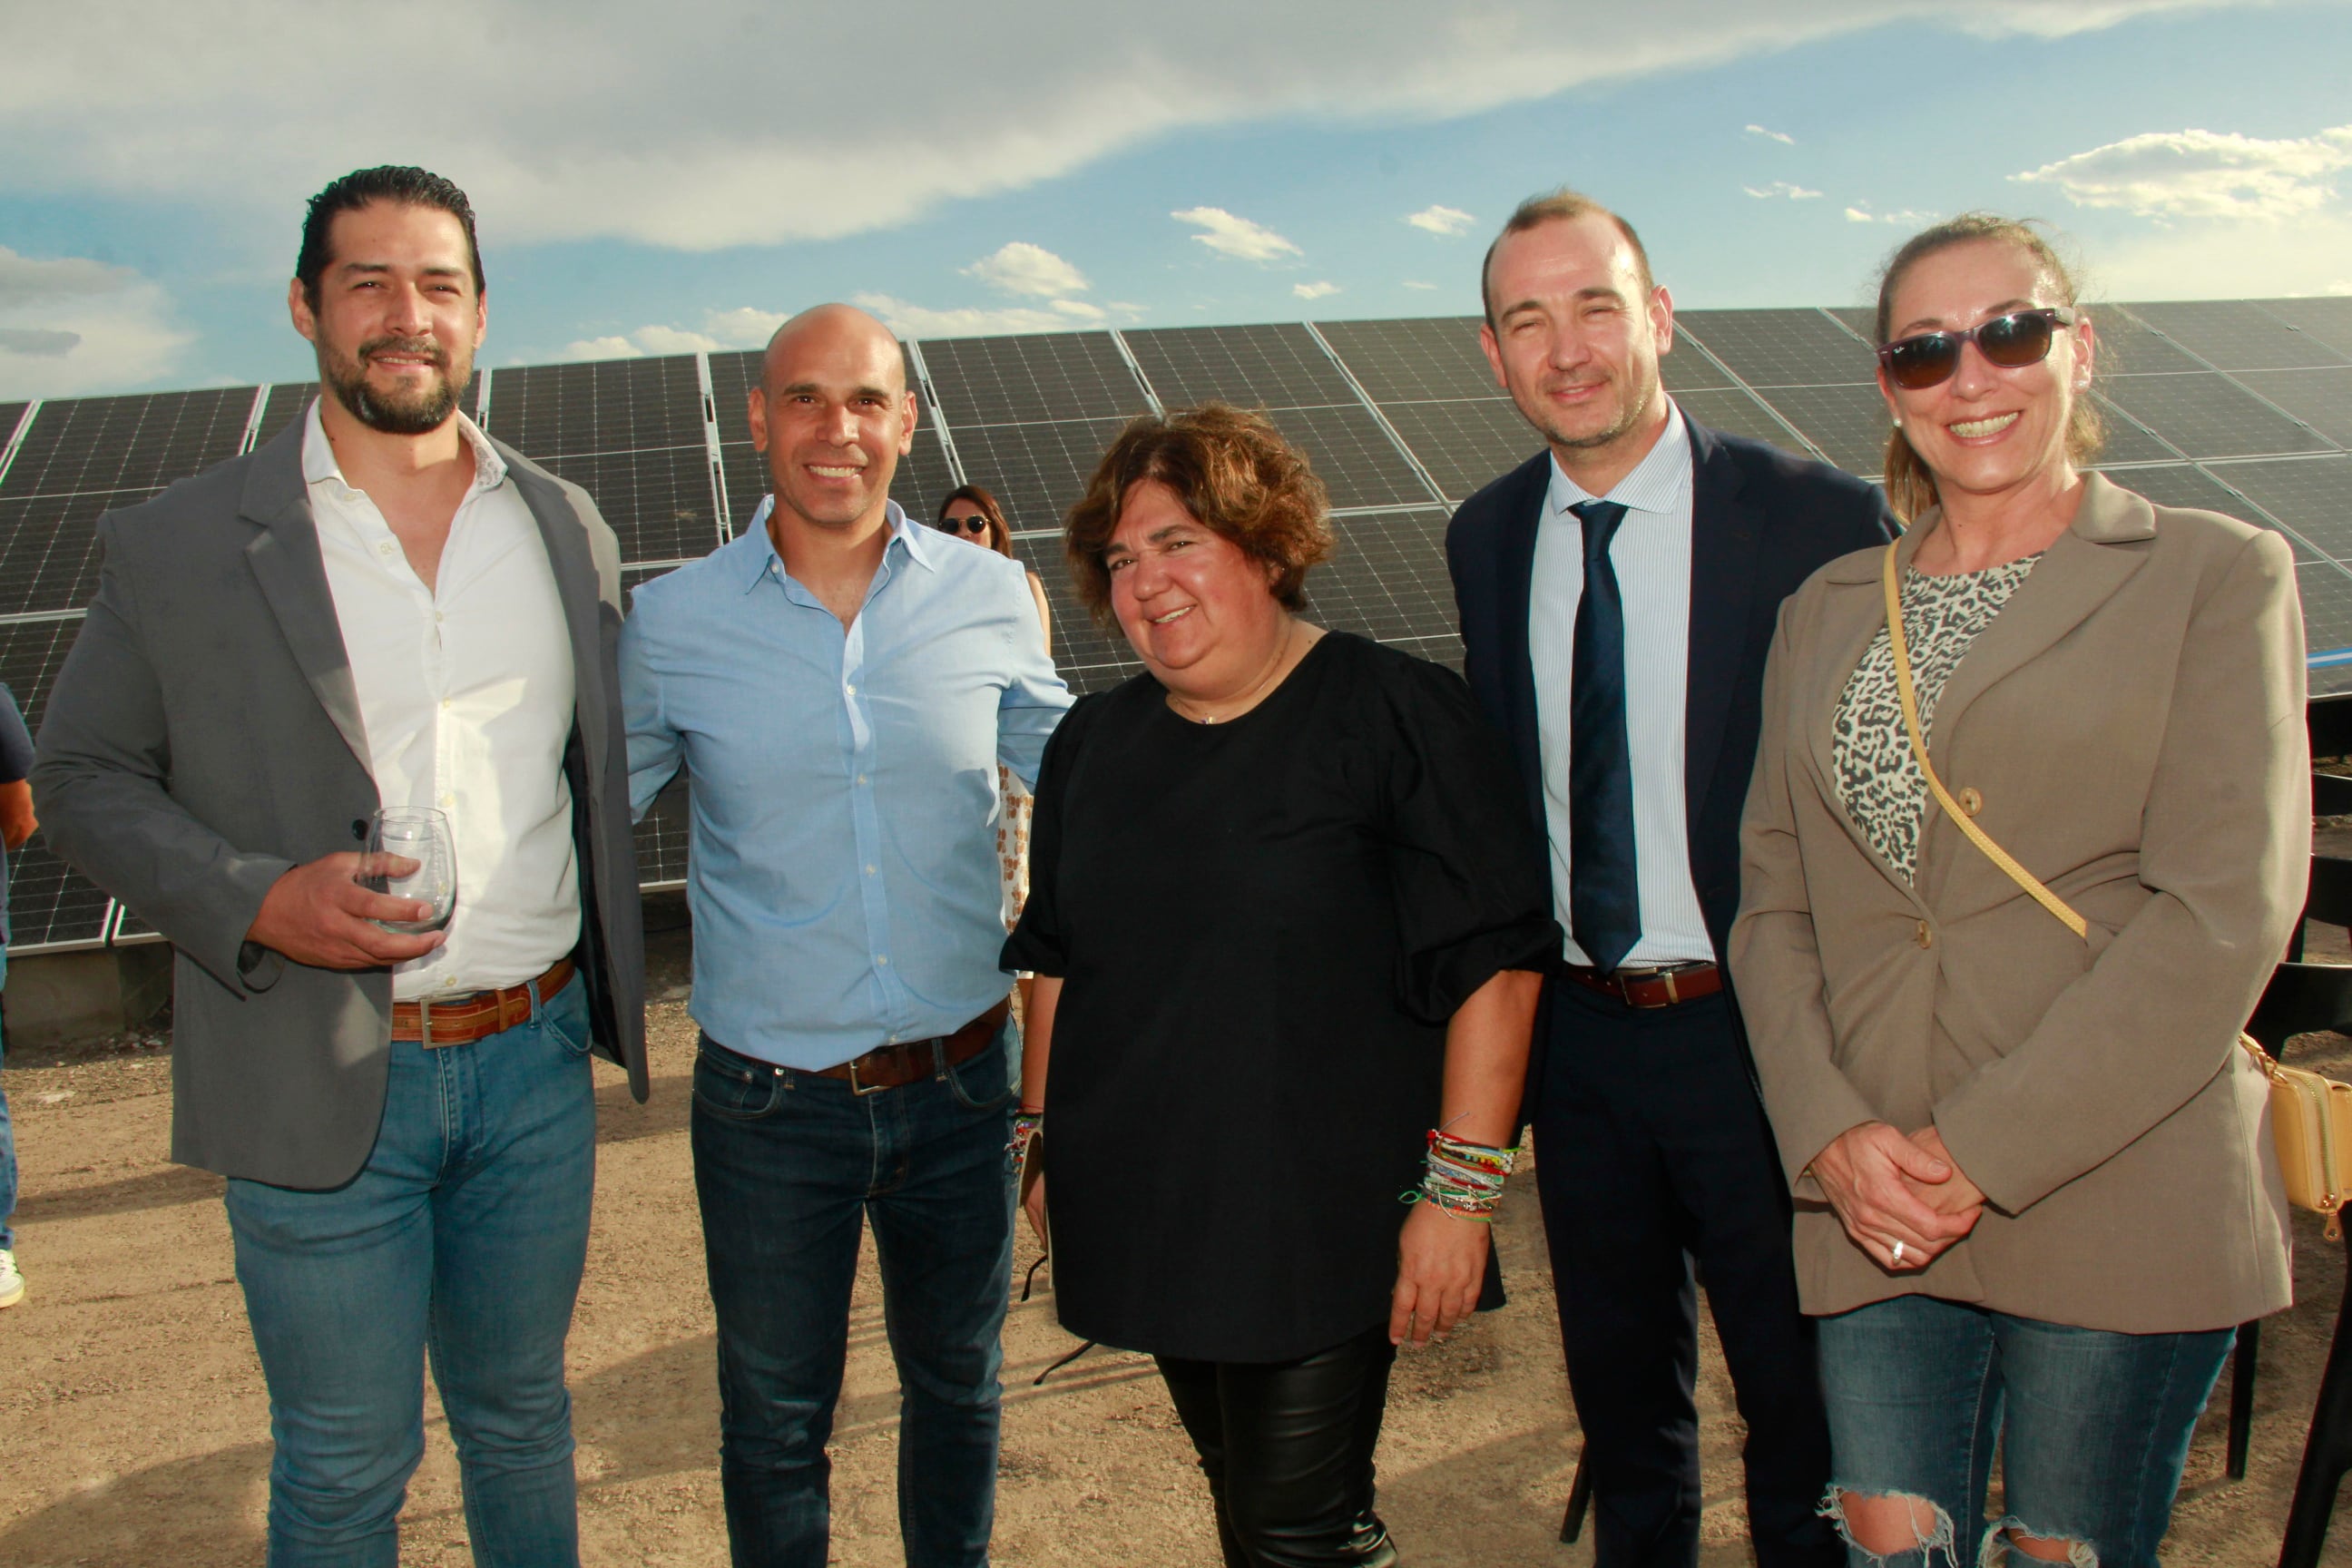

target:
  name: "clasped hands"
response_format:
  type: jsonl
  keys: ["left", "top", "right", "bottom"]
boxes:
{"left": 1810, "top": 1121, "right": 1984, "bottom": 1274}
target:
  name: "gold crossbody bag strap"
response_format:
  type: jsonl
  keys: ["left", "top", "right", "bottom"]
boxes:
{"left": 1881, "top": 544, "right": 2089, "bottom": 940}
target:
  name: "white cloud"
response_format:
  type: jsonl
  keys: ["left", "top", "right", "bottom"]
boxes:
{"left": 964, "top": 241, "right": 1091, "bottom": 299}
{"left": 1406, "top": 204, "right": 1475, "bottom": 237}
{"left": 1402, "top": 279, "right": 1440, "bottom": 290}
{"left": 1745, "top": 123, "right": 1797, "bottom": 145}
{"left": 854, "top": 292, "right": 1102, "bottom": 338}
{"left": 704, "top": 307, "right": 789, "bottom": 347}
{"left": 1844, "top": 202, "right": 1939, "bottom": 224}
{"left": 1293, "top": 280, "right": 1340, "bottom": 299}
{"left": 2014, "top": 124, "right": 2352, "bottom": 220}
{"left": 1744, "top": 181, "right": 1823, "bottom": 200}
{"left": 0, "top": 247, "right": 189, "bottom": 397}
{"left": 560, "top": 335, "right": 644, "bottom": 362}
{"left": 2087, "top": 209, "right": 2352, "bottom": 299}
{"left": 1051, "top": 298, "right": 1108, "bottom": 320}
{"left": 0, "top": 3, "right": 2237, "bottom": 254}
{"left": 1171, "top": 207, "right": 1303, "bottom": 263}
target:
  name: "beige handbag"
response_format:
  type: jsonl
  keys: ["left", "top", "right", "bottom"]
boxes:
{"left": 1881, "top": 546, "right": 2349, "bottom": 1234}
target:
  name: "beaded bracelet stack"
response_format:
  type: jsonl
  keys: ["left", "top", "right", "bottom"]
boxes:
{"left": 1008, "top": 1108, "right": 1044, "bottom": 1168}
{"left": 1400, "top": 1129, "right": 1519, "bottom": 1222}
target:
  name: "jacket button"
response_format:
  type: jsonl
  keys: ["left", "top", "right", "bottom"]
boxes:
{"left": 1916, "top": 920, "right": 1933, "bottom": 948}
{"left": 1957, "top": 787, "right": 1983, "bottom": 817}
{"left": 351, "top": 818, "right": 368, "bottom": 841}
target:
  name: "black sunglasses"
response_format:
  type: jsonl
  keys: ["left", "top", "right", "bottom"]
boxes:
{"left": 1877, "top": 308, "right": 2077, "bottom": 390}
{"left": 937, "top": 515, "right": 990, "bottom": 536}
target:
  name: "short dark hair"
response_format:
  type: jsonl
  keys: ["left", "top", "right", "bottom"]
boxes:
{"left": 936, "top": 484, "right": 1014, "bottom": 558}
{"left": 297, "top": 166, "right": 485, "bottom": 309}
{"left": 1481, "top": 188, "right": 1654, "bottom": 328}
{"left": 1063, "top": 404, "right": 1333, "bottom": 622}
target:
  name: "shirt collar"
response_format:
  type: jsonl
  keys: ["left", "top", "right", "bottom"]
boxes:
{"left": 300, "top": 397, "right": 508, "bottom": 497}
{"left": 736, "top": 495, "right": 929, "bottom": 593}
{"left": 1546, "top": 397, "right": 1690, "bottom": 519}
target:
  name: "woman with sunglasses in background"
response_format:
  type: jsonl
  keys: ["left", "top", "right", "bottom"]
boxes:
{"left": 1730, "top": 214, "right": 2305, "bottom": 1566}
{"left": 936, "top": 485, "right": 1054, "bottom": 1025}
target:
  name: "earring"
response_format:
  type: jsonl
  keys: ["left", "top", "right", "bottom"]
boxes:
{"left": 1891, "top": 416, "right": 1903, "bottom": 429}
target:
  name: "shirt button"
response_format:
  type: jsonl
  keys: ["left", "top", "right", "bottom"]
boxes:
{"left": 876, "top": 955, "right": 889, "bottom": 966}
{"left": 1916, "top": 921, "right": 1933, "bottom": 949}
{"left": 845, "top": 683, "right": 857, "bottom": 696}
{"left": 441, "top": 794, "right": 456, "bottom": 808}
{"left": 857, "top": 773, "right": 868, "bottom": 786}
{"left": 1957, "top": 787, "right": 1984, "bottom": 817}
{"left": 865, "top": 864, "right": 877, "bottom": 875}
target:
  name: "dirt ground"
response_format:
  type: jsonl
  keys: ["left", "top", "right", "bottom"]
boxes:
{"left": 3, "top": 937, "right": 2350, "bottom": 1564}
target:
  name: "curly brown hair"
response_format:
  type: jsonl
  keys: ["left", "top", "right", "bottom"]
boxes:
{"left": 1063, "top": 404, "right": 1334, "bottom": 623}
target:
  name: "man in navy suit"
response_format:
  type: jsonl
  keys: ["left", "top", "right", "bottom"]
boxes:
{"left": 1446, "top": 190, "right": 1893, "bottom": 1568}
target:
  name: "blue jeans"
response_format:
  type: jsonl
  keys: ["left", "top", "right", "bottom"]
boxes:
{"left": 225, "top": 974, "right": 598, "bottom": 1568}
{"left": 1, "top": 965, "right": 15, "bottom": 1254}
{"left": 691, "top": 1021, "right": 1016, "bottom": 1568}
{"left": 1816, "top": 1294, "right": 2233, "bottom": 1568}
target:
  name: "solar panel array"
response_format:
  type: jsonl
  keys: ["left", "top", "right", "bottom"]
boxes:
{"left": 5, "top": 296, "right": 2349, "bottom": 952}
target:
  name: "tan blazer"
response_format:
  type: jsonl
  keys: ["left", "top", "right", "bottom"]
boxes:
{"left": 1730, "top": 474, "right": 2307, "bottom": 1333}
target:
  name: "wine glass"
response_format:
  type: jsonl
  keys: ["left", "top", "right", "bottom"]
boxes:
{"left": 364, "top": 807, "right": 458, "bottom": 934}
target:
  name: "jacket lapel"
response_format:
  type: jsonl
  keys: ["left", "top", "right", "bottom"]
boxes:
{"left": 1923, "top": 474, "right": 2155, "bottom": 753}
{"left": 240, "top": 422, "right": 372, "bottom": 776}
{"left": 1801, "top": 526, "right": 1933, "bottom": 902}
{"left": 1682, "top": 422, "right": 1764, "bottom": 836}
{"left": 501, "top": 449, "right": 612, "bottom": 786}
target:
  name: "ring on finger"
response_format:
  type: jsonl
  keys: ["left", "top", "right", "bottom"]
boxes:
{"left": 1890, "top": 1240, "right": 1906, "bottom": 1265}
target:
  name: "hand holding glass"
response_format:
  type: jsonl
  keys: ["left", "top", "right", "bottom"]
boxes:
{"left": 363, "top": 808, "right": 457, "bottom": 934}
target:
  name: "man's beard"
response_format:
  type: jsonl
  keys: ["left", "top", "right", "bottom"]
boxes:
{"left": 321, "top": 335, "right": 467, "bottom": 436}
{"left": 1532, "top": 361, "right": 1659, "bottom": 453}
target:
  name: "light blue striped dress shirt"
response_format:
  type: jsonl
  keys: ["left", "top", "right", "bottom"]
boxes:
{"left": 620, "top": 502, "right": 1073, "bottom": 1069}
{"left": 1528, "top": 400, "right": 1715, "bottom": 967}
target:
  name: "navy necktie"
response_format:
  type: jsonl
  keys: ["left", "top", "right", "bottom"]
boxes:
{"left": 1569, "top": 499, "right": 1641, "bottom": 973}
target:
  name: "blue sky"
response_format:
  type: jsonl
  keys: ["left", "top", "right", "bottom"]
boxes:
{"left": 2, "top": 0, "right": 2347, "bottom": 399}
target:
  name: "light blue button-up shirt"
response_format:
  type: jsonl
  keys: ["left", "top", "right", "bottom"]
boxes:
{"left": 620, "top": 501, "right": 1073, "bottom": 1069}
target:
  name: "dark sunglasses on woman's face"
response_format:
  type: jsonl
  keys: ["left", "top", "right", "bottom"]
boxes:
{"left": 1876, "top": 307, "right": 2078, "bottom": 390}
{"left": 938, "top": 515, "right": 989, "bottom": 536}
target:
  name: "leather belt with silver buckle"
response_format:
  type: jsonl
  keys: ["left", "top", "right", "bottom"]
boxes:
{"left": 818, "top": 999, "right": 1009, "bottom": 1095}
{"left": 394, "top": 958, "right": 576, "bottom": 1048}
{"left": 1559, "top": 960, "right": 1723, "bottom": 1010}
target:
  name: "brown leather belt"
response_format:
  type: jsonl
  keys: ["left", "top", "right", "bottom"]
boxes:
{"left": 393, "top": 959, "right": 576, "bottom": 1047}
{"left": 818, "top": 1000, "right": 1009, "bottom": 1095}
{"left": 1559, "top": 960, "right": 1723, "bottom": 1010}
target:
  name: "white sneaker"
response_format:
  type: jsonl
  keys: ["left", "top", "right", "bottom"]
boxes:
{"left": 0, "top": 1248, "right": 23, "bottom": 1308}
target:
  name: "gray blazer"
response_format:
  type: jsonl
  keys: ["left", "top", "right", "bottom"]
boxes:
{"left": 32, "top": 420, "right": 650, "bottom": 1189}
{"left": 1730, "top": 475, "right": 2306, "bottom": 1333}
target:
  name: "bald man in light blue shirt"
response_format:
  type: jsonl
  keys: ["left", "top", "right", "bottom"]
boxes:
{"left": 621, "top": 305, "right": 1071, "bottom": 1568}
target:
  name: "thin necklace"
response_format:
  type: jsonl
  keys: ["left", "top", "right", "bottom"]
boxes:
{"left": 1168, "top": 621, "right": 1300, "bottom": 725}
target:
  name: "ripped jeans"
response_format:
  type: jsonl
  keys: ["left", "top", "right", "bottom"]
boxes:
{"left": 1815, "top": 1295, "right": 2231, "bottom": 1568}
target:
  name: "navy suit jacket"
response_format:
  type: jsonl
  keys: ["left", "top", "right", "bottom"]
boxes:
{"left": 1445, "top": 419, "right": 1895, "bottom": 1092}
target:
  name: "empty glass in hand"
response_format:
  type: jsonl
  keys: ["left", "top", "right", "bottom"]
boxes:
{"left": 365, "top": 807, "right": 458, "bottom": 934}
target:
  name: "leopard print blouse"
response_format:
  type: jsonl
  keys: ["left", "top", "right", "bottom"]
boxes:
{"left": 1832, "top": 555, "right": 2042, "bottom": 883}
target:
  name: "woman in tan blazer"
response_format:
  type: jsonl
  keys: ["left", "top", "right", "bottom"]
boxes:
{"left": 1730, "top": 214, "right": 2307, "bottom": 1568}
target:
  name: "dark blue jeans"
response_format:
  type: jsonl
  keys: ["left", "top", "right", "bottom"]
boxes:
{"left": 1817, "top": 1293, "right": 2233, "bottom": 1568}
{"left": 224, "top": 974, "right": 598, "bottom": 1568}
{"left": 692, "top": 1022, "right": 1016, "bottom": 1568}
{"left": 0, "top": 968, "right": 15, "bottom": 1254}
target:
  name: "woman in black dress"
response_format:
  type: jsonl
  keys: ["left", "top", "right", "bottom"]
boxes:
{"left": 1004, "top": 405, "right": 1557, "bottom": 1567}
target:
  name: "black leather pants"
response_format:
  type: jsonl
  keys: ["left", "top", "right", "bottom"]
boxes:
{"left": 1155, "top": 1322, "right": 1401, "bottom": 1568}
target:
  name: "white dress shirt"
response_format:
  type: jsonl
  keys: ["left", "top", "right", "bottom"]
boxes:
{"left": 303, "top": 402, "right": 581, "bottom": 999}
{"left": 1528, "top": 398, "right": 1714, "bottom": 967}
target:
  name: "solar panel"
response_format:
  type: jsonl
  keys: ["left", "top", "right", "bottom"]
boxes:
{"left": 2113, "top": 464, "right": 2315, "bottom": 562}
{"left": 1008, "top": 539, "right": 1135, "bottom": 696}
{"left": 1746, "top": 384, "right": 1889, "bottom": 475}
{"left": 253, "top": 384, "right": 313, "bottom": 450}
{"left": 1316, "top": 318, "right": 1499, "bottom": 404}
{"left": 1264, "top": 406, "right": 1437, "bottom": 511}
{"left": 2205, "top": 456, "right": 2352, "bottom": 564}
{"left": 2123, "top": 301, "right": 2352, "bottom": 374}
{"left": 1676, "top": 309, "right": 1871, "bottom": 387}
{"left": 1658, "top": 339, "right": 1740, "bottom": 394}
{"left": 5, "top": 839, "right": 112, "bottom": 951}
{"left": 2087, "top": 312, "right": 2207, "bottom": 378}
{"left": 536, "top": 445, "right": 722, "bottom": 564}
{"left": 2084, "top": 399, "right": 2186, "bottom": 467}
{"left": 0, "top": 492, "right": 115, "bottom": 615}
{"left": 1670, "top": 388, "right": 1813, "bottom": 462}
{"left": 1303, "top": 507, "right": 1460, "bottom": 652}
{"left": 2257, "top": 299, "right": 2352, "bottom": 361}
{"left": 946, "top": 417, "right": 1129, "bottom": 535}
{"left": 1122, "top": 324, "right": 1358, "bottom": 410}
{"left": 1380, "top": 398, "right": 1540, "bottom": 505}
{"left": 1823, "top": 306, "right": 1877, "bottom": 339}
{"left": 921, "top": 333, "right": 1152, "bottom": 426}
{"left": 0, "top": 387, "right": 252, "bottom": 500}
{"left": 2098, "top": 374, "right": 2336, "bottom": 461}
{"left": 2298, "top": 564, "right": 2352, "bottom": 667}
{"left": 485, "top": 356, "right": 707, "bottom": 458}
{"left": 633, "top": 774, "right": 692, "bottom": 887}
{"left": 2228, "top": 369, "right": 2352, "bottom": 449}
{"left": 0, "top": 616, "right": 87, "bottom": 738}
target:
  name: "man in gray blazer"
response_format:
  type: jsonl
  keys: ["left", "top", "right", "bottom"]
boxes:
{"left": 33, "top": 166, "right": 646, "bottom": 1568}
